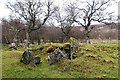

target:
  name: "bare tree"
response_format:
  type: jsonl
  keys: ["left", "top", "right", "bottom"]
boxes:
{"left": 54, "top": 2, "right": 78, "bottom": 42}
{"left": 7, "top": 0, "right": 57, "bottom": 47}
{"left": 1, "top": 19, "right": 10, "bottom": 43}
{"left": 5, "top": 17, "right": 25, "bottom": 46}
{"left": 1, "top": 17, "right": 25, "bottom": 44}
{"left": 74, "top": 0, "right": 117, "bottom": 43}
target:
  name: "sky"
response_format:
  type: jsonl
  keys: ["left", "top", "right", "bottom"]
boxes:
{"left": 0, "top": 0, "right": 119, "bottom": 22}
{"left": 0, "top": 0, "right": 18, "bottom": 20}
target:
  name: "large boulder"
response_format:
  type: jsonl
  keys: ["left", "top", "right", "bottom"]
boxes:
{"left": 48, "top": 48, "right": 66, "bottom": 65}
{"left": 20, "top": 51, "right": 41, "bottom": 65}
{"left": 20, "top": 51, "right": 33, "bottom": 64}
{"left": 62, "top": 43, "right": 77, "bottom": 60}
{"left": 70, "top": 37, "right": 80, "bottom": 48}
{"left": 32, "top": 56, "right": 41, "bottom": 65}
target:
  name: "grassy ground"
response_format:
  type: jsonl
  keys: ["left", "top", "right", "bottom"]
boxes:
{"left": 2, "top": 40, "right": 119, "bottom": 78}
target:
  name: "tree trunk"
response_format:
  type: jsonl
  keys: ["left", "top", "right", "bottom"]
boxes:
{"left": 4, "top": 36, "right": 9, "bottom": 44}
{"left": 84, "top": 30, "right": 91, "bottom": 44}
{"left": 14, "top": 32, "right": 19, "bottom": 47}
{"left": 38, "top": 39, "right": 40, "bottom": 45}
{"left": 16, "top": 32, "right": 19, "bottom": 47}
{"left": 26, "top": 30, "right": 30, "bottom": 48}
{"left": 63, "top": 35, "right": 70, "bottom": 42}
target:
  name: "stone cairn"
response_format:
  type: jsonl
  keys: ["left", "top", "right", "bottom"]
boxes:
{"left": 48, "top": 37, "right": 80, "bottom": 65}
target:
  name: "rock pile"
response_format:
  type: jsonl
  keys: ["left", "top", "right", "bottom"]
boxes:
{"left": 48, "top": 38, "right": 79, "bottom": 65}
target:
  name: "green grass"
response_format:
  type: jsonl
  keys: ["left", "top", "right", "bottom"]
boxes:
{"left": 2, "top": 40, "right": 119, "bottom": 78}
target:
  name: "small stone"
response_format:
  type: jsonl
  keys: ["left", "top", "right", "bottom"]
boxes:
{"left": 9, "top": 42, "right": 17, "bottom": 50}
{"left": 96, "top": 76, "right": 104, "bottom": 79}
{"left": 103, "top": 60, "right": 113, "bottom": 63}
{"left": 103, "top": 74, "right": 106, "bottom": 77}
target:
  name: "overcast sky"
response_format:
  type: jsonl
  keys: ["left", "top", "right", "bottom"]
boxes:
{"left": 0, "top": 0, "right": 119, "bottom": 21}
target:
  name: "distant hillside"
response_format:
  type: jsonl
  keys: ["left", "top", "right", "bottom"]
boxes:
{"left": 1, "top": 23, "right": 119, "bottom": 43}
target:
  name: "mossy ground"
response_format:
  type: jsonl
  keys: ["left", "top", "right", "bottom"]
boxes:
{"left": 2, "top": 40, "right": 119, "bottom": 78}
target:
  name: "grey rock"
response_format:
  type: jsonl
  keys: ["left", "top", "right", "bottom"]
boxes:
{"left": 9, "top": 43, "right": 17, "bottom": 50}
{"left": 20, "top": 51, "right": 41, "bottom": 65}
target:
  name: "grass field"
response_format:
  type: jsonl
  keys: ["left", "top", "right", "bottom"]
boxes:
{"left": 2, "top": 40, "right": 119, "bottom": 78}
